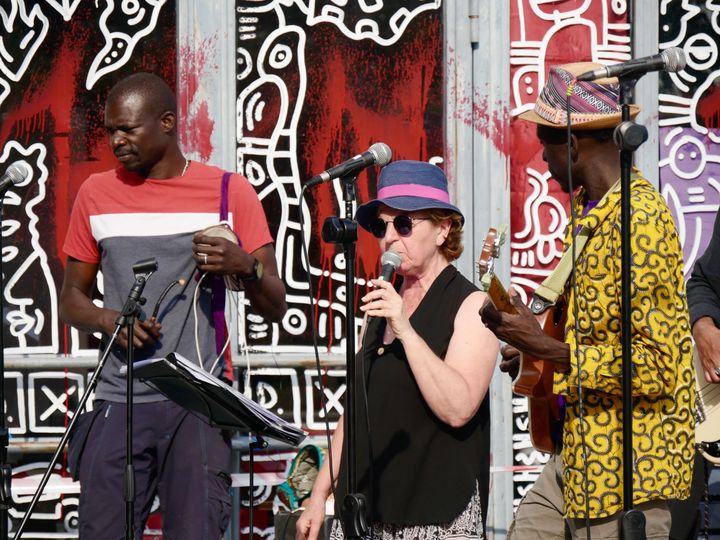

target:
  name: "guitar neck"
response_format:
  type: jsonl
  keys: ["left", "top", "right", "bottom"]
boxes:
{"left": 487, "top": 275, "right": 517, "bottom": 315}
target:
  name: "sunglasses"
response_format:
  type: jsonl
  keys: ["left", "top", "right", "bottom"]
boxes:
{"left": 368, "top": 215, "right": 428, "bottom": 239}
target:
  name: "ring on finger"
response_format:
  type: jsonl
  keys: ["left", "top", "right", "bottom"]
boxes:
{"left": 202, "top": 253, "right": 208, "bottom": 265}
{"left": 714, "top": 366, "right": 720, "bottom": 377}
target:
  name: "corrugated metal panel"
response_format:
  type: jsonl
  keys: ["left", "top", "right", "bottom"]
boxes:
{"left": 445, "top": 1, "right": 514, "bottom": 537}
{"left": 632, "top": 3, "right": 660, "bottom": 188}
{"left": 177, "top": 0, "right": 236, "bottom": 173}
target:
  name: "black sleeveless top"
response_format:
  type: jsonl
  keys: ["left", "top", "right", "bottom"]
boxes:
{"left": 335, "top": 265, "right": 491, "bottom": 526}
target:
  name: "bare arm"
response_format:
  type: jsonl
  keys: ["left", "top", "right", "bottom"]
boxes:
{"left": 295, "top": 418, "right": 344, "bottom": 540}
{"left": 362, "top": 281, "right": 499, "bottom": 428}
{"left": 59, "top": 257, "right": 161, "bottom": 350}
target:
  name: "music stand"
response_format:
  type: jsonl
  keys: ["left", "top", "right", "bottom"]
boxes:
{"left": 133, "top": 353, "right": 306, "bottom": 538}
{"left": 133, "top": 353, "right": 305, "bottom": 445}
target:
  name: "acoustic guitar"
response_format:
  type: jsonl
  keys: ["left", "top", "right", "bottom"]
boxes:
{"left": 478, "top": 227, "right": 564, "bottom": 454}
{"left": 694, "top": 349, "right": 720, "bottom": 464}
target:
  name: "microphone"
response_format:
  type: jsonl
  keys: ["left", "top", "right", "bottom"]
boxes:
{"left": 132, "top": 258, "right": 158, "bottom": 276}
{"left": 306, "top": 142, "right": 392, "bottom": 187}
{"left": 0, "top": 161, "right": 31, "bottom": 194}
{"left": 365, "top": 250, "right": 401, "bottom": 322}
{"left": 379, "top": 250, "right": 401, "bottom": 282}
{"left": 576, "top": 47, "right": 686, "bottom": 82}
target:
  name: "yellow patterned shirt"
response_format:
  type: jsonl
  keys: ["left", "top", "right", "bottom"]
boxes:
{"left": 553, "top": 172, "right": 695, "bottom": 519}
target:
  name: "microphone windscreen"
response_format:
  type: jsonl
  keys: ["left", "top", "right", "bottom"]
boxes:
{"left": 369, "top": 142, "right": 392, "bottom": 167}
{"left": 6, "top": 161, "right": 31, "bottom": 185}
{"left": 379, "top": 250, "right": 401, "bottom": 281}
{"left": 662, "top": 47, "right": 686, "bottom": 72}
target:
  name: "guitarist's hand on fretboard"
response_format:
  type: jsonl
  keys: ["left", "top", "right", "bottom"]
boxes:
{"left": 477, "top": 227, "right": 565, "bottom": 453}
{"left": 480, "top": 292, "right": 543, "bottom": 354}
{"left": 480, "top": 291, "right": 569, "bottom": 363}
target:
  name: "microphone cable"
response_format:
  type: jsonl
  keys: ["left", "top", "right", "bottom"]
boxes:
{"left": 151, "top": 277, "right": 189, "bottom": 320}
{"left": 298, "top": 183, "right": 338, "bottom": 502}
{"left": 565, "top": 79, "right": 592, "bottom": 536}
{"left": 163, "top": 264, "right": 198, "bottom": 355}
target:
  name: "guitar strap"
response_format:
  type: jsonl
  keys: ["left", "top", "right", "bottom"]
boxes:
{"left": 210, "top": 172, "right": 237, "bottom": 380}
{"left": 531, "top": 178, "right": 622, "bottom": 312}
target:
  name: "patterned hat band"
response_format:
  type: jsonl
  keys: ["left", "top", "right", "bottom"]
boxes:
{"left": 533, "top": 97, "right": 621, "bottom": 127}
{"left": 517, "top": 62, "right": 639, "bottom": 130}
{"left": 535, "top": 67, "right": 621, "bottom": 125}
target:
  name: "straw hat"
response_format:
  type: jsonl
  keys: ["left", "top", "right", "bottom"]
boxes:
{"left": 518, "top": 62, "right": 640, "bottom": 130}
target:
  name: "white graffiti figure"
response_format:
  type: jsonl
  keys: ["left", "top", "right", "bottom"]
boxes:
{"left": 510, "top": 168, "right": 567, "bottom": 303}
{"left": 0, "top": 0, "right": 50, "bottom": 108}
{"left": 658, "top": 3, "right": 720, "bottom": 271}
{"left": 237, "top": 2, "right": 311, "bottom": 350}
{"left": 297, "top": 0, "right": 441, "bottom": 46}
{"left": 0, "top": 142, "right": 58, "bottom": 354}
{"left": 236, "top": 1, "right": 442, "bottom": 351}
{"left": 85, "top": 0, "right": 168, "bottom": 90}
{"left": 44, "top": 0, "right": 83, "bottom": 21}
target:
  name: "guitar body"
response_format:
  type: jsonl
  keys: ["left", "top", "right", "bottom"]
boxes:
{"left": 512, "top": 305, "right": 566, "bottom": 454}
{"left": 477, "top": 227, "right": 564, "bottom": 454}
{"left": 694, "top": 349, "right": 720, "bottom": 464}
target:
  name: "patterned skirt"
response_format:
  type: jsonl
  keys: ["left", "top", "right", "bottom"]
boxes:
{"left": 328, "top": 482, "right": 484, "bottom": 540}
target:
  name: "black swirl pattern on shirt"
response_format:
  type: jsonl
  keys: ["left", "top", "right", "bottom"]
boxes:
{"left": 554, "top": 175, "right": 695, "bottom": 519}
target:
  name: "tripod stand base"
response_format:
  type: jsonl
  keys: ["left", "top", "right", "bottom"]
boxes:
{"left": 341, "top": 493, "right": 368, "bottom": 539}
{"left": 621, "top": 508, "right": 646, "bottom": 540}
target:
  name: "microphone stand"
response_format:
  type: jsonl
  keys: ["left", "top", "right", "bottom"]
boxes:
{"left": 615, "top": 75, "right": 649, "bottom": 540}
{"left": 13, "top": 258, "right": 157, "bottom": 539}
{"left": 0, "top": 199, "right": 10, "bottom": 540}
{"left": 320, "top": 174, "right": 367, "bottom": 539}
{"left": 118, "top": 260, "right": 156, "bottom": 540}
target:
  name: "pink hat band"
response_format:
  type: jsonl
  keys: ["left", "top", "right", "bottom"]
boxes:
{"left": 377, "top": 183, "right": 451, "bottom": 203}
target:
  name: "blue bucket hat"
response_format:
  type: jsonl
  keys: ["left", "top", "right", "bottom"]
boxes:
{"left": 355, "top": 160, "right": 464, "bottom": 231}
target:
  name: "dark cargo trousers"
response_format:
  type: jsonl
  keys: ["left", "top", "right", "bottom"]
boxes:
{"left": 73, "top": 400, "right": 232, "bottom": 539}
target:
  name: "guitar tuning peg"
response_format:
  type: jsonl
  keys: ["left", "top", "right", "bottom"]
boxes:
{"left": 497, "top": 225, "right": 508, "bottom": 246}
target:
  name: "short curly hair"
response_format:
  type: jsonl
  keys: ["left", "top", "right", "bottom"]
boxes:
{"left": 425, "top": 208, "right": 464, "bottom": 261}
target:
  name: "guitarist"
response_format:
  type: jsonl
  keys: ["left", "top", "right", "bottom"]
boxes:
{"left": 480, "top": 62, "right": 695, "bottom": 539}
{"left": 678, "top": 209, "right": 720, "bottom": 539}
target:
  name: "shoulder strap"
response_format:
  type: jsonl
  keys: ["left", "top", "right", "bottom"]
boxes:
{"left": 532, "top": 179, "right": 621, "bottom": 309}
{"left": 532, "top": 226, "right": 591, "bottom": 306}
{"left": 212, "top": 171, "right": 236, "bottom": 373}
{"left": 220, "top": 171, "right": 231, "bottom": 221}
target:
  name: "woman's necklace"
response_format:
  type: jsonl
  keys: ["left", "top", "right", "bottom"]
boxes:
{"left": 181, "top": 159, "right": 191, "bottom": 176}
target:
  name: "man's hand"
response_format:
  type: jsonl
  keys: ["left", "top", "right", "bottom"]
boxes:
{"left": 499, "top": 344, "right": 521, "bottom": 379}
{"left": 479, "top": 289, "right": 569, "bottom": 363}
{"left": 191, "top": 235, "right": 287, "bottom": 322}
{"left": 693, "top": 317, "right": 720, "bottom": 383}
{"left": 60, "top": 257, "right": 164, "bottom": 350}
{"left": 98, "top": 309, "right": 161, "bottom": 351}
{"left": 192, "top": 232, "right": 255, "bottom": 277}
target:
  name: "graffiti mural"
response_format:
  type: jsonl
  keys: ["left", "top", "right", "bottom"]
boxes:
{"left": 659, "top": 1, "right": 720, "bottom": 272}
{"left": 3, "top": 0, "right": 705, "bottom": 536}
{"left": 508, "top": 0, "right": 631, "bottom": 507}
{"left": 0, "top": 142, "right": 57, "bottom": 354}
{"left": 0, "top": 0, "right": 176, "bottom": 536}
{"left": 0, "top": 0, "right": 444, "bottom": 536}
{"left": 234, "top": 0, "right": 445, "bottom": 355}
